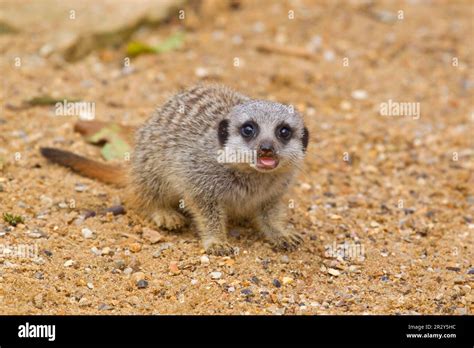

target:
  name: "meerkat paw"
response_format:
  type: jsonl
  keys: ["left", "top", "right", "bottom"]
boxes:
{"left": 203, "top": 239, "right": 235, "bottom": 256}
{"left": 266, "top": 230, "right": 303, "bottom": 252}
{"left": 152, "top": 210, "right": 187, "bottom": 230}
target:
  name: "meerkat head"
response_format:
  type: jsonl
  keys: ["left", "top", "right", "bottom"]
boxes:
{"left": 217, "top": 100, "right": 309, "bottom": 173}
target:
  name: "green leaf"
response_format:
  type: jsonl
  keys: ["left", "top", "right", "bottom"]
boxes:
{"left": 126, "top": 32, "right": 184, "bottom": 57}
{"left": 84, "top": 124, "right": 131, "bottom": 161}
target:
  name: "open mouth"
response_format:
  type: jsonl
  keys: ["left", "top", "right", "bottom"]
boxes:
{"left": 256, "top": 154, "right": 279, "bottom": 170}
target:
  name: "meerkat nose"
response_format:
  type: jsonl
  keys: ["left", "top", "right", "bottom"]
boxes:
{"left": 259, "top": 140, "right": 275, "bottom": 155}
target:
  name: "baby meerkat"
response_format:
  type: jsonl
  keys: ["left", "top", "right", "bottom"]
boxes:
{"left": 41, "top": 84, "right": 309, "bottom": 255}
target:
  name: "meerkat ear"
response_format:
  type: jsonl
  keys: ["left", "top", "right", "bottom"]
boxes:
{"left": 302, "top": 127, "right": 309, "bottom": 152}
{"left": 218, "top": 119, "right": 229, "bottom": 146}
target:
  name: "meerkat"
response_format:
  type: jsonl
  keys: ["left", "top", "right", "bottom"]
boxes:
{"left": 41, "top": 84, "right": 309, "bottom": 255}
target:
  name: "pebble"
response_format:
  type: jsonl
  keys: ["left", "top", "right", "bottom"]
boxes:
{"left": 34, "top": 272, "right": 44, "bottom": 280}
{"left": 169, "top": 261, "right": 180, "bottom": 275}
{"left": 101, "top": 247, "right": 112, "bottom": 255}
{"left": 90, "top": 247, "right": 102, "bottom": 256}
{"left": 136, "top": 279, "right": 148, "bottom": 289}
{"left": 191, "top": 279, "right": 198, "bottom": 285}
{"left": 78, "top": 297, "right": 90, "bottom": 307}
{"left": 351, "top": 89, "right": 368, "bottom": 100}
{"left": 210, "top": 271, "right": 222, "bottom": 280}
{"left": 200, "top": 255, "right": 210, "bottom": 265}
{"left": 81, "top": 228, "right": 94, "bottom": 239}
{"left": 98, "top": 303, "right": 113, "bottom": 311}
{"left": 64, "top": 260, "right": 74, "bottom": 267}
{"left": 282, "top": 276, "right": 294, "bottom": 285}
{"left": 300, "top": 183, "right": 311, "bottom": 191}
{"left": 228, "top": 286, "right": 235, "bottom": 293}
{"left": 114, "top": 259, "right": 126, "bottom": 270}
{"left": 272, "top": 279, "right": 282, "bottom": 288}
{"left": 33, "top": 293, "right": 44, "bottom": 309}
{"left": 131, "top": 272, "right": 145, "bottom": 283}
{"left": 152, "top": 242, "right": 173, "bottom": 257}
{"left": 123, "top": 267, "right": 133, "bottom": 275}
{"left": 250, "top": 276, "right": 260, "bottom": 285}
{"left": 241, "top": 288, "right": 253, "bottom": 296}
{"left": 74, "top": 183, "right": 87, "bottom": 192}
{"left": 467, "top": 268, "right": 474, "bottom": 275}
{"left": 328, "top": 268, "right": 341, "bottom": 276}
{"left": 280, "top": 255, "right": 290, "bottom": 263}
{"left": 128, "top": 243, "right": 142, "bottom": 253}
{"left": 142, "top": 227, "right": 163, "bottom": 244}
{"left": 87, "top": 282, "right": 94, "bottom": 289}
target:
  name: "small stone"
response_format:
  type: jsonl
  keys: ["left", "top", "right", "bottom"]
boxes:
{"left": 272, "top": 279, "right": 282, "bottom": 288}
{"left": 142, "top": 227, "right": 163, "bottom": 244}
{"left": 152, "top": 242, "right": 173, "bottom": 257}
{"left": 250, "top": 276, "right": 260, "bottom": 285}
{"left": 467, "top": 268, "right": 474, "bottom": 275}
{"left": 351, "top": 89, "right": 368, "bottom": 100}
{"left": 64, "top": 260, "right": 74, "bottom": 267}
{"left": 90, "top": 247, "right": 102, "bottom": 256}
{"left": 328, "top": 268, "right": 341, "bottom": 276}
{"left": 81, "top": 228, "right": 94, "bottom": 239}
{"left": 280, "top": 255, "right": 290, "bottom": 263}
{"left": 123, "top": 267, "right": 133, "bottom": 275}
{"left": 114, "top": 259, "right": 126, "bottom": 270}
{"left": 128, "top": 242, "right": 142, "bottom": 253}
{"left": 101, "top": 247, "right": 111, "bottom": 255}
{"left": 228, "top": 286, "right": 235, "bottom": 293}
{"left": 136, "top": 279, "right": 148, "bottom": 289}
{"left": 78, "top": 297, "right": 90, "bottom": 307}
{"left": 300, "top": 183, "right": 311, "bottom": 191}
{"left": 195, "top": 67, "right": 209, "bottom": 77}
{"left": 58, "top": 202, "right": 69, "bottom": 209}
{"left": 131, "top": 272, "right": 145, "bottom": 283}
{"left": 191, "top": 279, "right": 198, "bottom": 285}
{"left": 241, "top": 288, "right": 253, "bottom": 296}
{"left": 210, "top": 271, "right": 222, "bottom": 280}
{"left": 329, "top": 214, "right": 342, "bottom": 220}
{"left": 446, "top": 266, "right": 461, "bottom": 272}
{"left": 34, "top": 272, "right": 44, "bottom": 280}
{"left": 169, "top": 261, "right": 180, "bottom": 275}
{"left": 33, "top": 293, "right": 44, "bottom": 309}
{"left": 87, "top": 282, "right": 94, "bottom": 289}
{"left": 74, "top": 183, "right": 87, "bottom": 192}
{"left": 200, "top": 255, "right": 210, "bottom": 265}
{"left": 98, "top": 303, "right": 113, "bottom": 311}
{"left": 381, "top": 275, "right": 389, "bottom": 282}
{"left": 282, "top": 276, "right": 294, "bottom": 285}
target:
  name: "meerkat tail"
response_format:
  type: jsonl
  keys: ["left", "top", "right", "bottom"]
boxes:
{"left": 40, "top": 147, "right": 126, "bottom": 186}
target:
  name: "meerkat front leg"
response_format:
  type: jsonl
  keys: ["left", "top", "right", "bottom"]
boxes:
{"left": 255, "top": 200, "right": 303, "bottom": 251}
{"left": 188, "top": 199, "right": 234, "bottom": 256}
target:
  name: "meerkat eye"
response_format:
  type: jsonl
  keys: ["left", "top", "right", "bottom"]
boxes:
{"left": 240, "top": 122, "right": 257, "bottom": 138}
{"left": 277, "top": 125, "right": 292, "bottom": 140}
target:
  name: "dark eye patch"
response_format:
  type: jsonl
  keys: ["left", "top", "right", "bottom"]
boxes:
{"left": 218, "top": 119, "right": 229, "bottom": 146}
{"left": 302, "top": 127, "right": 309, "bottom": 152}
{"left": 276, "top": 123, "right": 293, "bottom": 142}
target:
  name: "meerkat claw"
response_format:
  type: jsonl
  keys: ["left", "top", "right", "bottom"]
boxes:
{"left": 205, "top": 241, "right": 235, "bottom": 256}
{"left": 268, "top": 232, "right": 303, "bottom": 252}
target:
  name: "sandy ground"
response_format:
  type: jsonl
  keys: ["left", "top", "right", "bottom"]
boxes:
{"left": 0, "top": 0, "right": 473, "bottom": 314}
